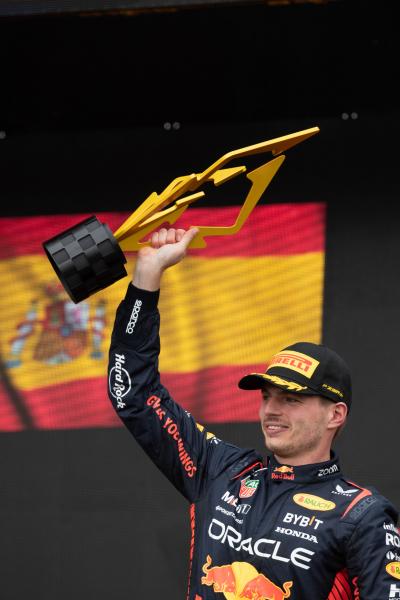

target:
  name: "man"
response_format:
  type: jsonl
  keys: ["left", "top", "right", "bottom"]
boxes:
{"left": 108, "top": 227, "right": 399, "bottom": 599}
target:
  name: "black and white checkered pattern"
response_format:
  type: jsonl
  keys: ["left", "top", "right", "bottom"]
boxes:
{"left": 43, "top": 216, "right": 127, "bottom": 303}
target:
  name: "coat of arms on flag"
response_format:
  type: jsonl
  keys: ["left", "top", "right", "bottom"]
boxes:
{"left": 6, "top": 283, "right": 107, "bottom": 368}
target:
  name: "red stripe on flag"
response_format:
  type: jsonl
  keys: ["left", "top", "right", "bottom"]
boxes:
{"left": 162, "top": 366, "right": 263, "bottom": 423}
{"left": 0, "top": 384, "right": 24, "bottom": 431}
{"left": 0, "top": 204, "right": 325, "bottom": 258}
{"left": 18, "top": 378, "right": 120, "bottom": 430}
{"left": 1, "top": 365, "right": 266, "bottom": 430}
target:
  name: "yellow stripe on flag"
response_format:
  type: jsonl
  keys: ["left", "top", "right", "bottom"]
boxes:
{"left": 0, "top": 252, "right": 323, "bottom": 390}
{"left": 159, "top": 253, "right": 323, "bottom": 371}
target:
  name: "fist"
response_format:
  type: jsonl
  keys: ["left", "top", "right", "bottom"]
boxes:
{"left": 150, "top": 227, "right": 187, "bottom": 249}
{"left": 134, "top": 227, "right": 199, "bottom": 289}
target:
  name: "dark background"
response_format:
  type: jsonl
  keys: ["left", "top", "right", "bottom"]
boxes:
{"left": 1, "top": 1, "right": 400, "bottom": 598}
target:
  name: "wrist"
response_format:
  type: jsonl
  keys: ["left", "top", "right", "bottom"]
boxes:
{"left": 133, "top": 259, "right": 163, "bottom": 291}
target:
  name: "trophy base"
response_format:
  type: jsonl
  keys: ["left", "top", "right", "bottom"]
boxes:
{"left": 43, "top": 216, "right": 127, "bottom": 303}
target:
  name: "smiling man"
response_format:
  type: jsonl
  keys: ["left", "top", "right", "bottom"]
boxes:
{"left": 108, "top": 227, "right": 399, "bottom": 600}
{"left": 239, "top": 342, "right": 350, "bottom": 467}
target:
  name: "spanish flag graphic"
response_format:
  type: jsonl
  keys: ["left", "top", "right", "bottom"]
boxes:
{"left": 0, "top": 204, "right": 325, "bottom": 431}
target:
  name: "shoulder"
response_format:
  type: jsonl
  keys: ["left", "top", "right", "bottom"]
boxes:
{"left": 194, "top": 422, "right": 264, "bottom": 480}
{"left": 337, "top": 477, "right": 398, "bottom": 526}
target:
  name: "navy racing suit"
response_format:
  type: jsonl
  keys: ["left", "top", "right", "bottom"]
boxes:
{"left": 107, "top": 284, "right": 400, "bottom": 600}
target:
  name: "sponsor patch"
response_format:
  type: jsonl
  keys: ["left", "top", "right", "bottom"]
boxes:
{"left": 322, "top": 383, "right": 344, "bottom": 398}
{"left": 275, "top": 526, "right": 318, "bottom": 544}
{"left": 385, "top": 523, "right": 400, "bottom": 534}
{"left": 208, "top": 518, "right": 314, "bottom": 570}
{"left": 293, "top": 493, "right": 335, "bottom": 512}
{"left": 260, "top": 374, "right": 307, "bottom": 392}
{"left": 332, "top": 484, "right": 358, "bottom": 497}
{"left": 346, "top": 495, "right": 377, "bottom": 522}
{"left": 201, "top": 555, "right": 293, "bottom": 598}
{"left": 146, "top": 395, "right": 197, "bottom": 478}
{"left": 387, "top": 562, "right": 400, "bottom": 580}
{"left": 108, "top": 353, "right": 131, "bottom": 409}
{"left": 267, "top": 350, "right": 319, "bottom": 378}
{"left": 196, "top": 422, "right": 218, "bottom": 442}
{"left": 125, "top": 299, "right": 142, "bottom": 333}
{"left": 387, "top": 551, "right": 400, "bottom": 562}
{"left": 220, "top": 491, "right": 251, "bottom": 515}
{"left": 389, "top": 583, "right": 400, "bottom": 598}
{"left": 282, "top": 512, "right": 324, "bottom": 530}
{"left": 272, "top": 466, "right": 295, "bottom": 481}
{"left": 317, "top": 464, "right": 339, "bottom": 477}
{"left": 387, "top": 533, "right": 400, "bottom": 549}
{"left": 239, "top": 477, "right": 260, "bottom": 498}
{"left": 215, "top": 505, "right": 244, "bottom": 526}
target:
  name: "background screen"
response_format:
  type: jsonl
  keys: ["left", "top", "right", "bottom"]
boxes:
{"left": 1, "top": 1, "right": 399, "bottom": 598}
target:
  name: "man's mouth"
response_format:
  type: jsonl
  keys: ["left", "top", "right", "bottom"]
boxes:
{"left": 264, "top": 423, "right": 289, "bottom": 435}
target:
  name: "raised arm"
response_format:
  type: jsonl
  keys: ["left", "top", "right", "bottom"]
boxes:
{"left": 107, "top": 227, "right": 258, "bottom": 502}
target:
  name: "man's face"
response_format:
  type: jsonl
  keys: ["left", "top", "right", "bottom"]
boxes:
{"left": 259, "top": 383, "right": 333, "bottom": 462}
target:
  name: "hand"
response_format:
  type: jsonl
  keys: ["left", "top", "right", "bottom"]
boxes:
{"left": 133, "top": 227, "right": 199, "bottom": 291}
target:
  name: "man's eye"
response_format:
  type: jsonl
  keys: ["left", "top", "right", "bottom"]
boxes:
{"left": 285, "top": 396, "right": 300, "bottom": 403}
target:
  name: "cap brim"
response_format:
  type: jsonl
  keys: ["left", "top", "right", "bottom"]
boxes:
{"left": 238, "top": 372, "right": 316, "bottom": 395}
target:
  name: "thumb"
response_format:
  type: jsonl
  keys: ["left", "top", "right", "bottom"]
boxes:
{"left": 179, "top": 227, "right": 199, "bottom": 250}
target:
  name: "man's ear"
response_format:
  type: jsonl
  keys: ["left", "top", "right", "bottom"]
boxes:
{"left": 327, "top": 402, "right": 348, "bottom": 430}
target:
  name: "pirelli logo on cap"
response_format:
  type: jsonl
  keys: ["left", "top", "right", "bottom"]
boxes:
{"left": 267, "top": 350, "right": 319, "bottom": 379}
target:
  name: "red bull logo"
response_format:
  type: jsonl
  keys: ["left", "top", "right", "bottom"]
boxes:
{"left": 201, "top": 555, "right": 236, "bottom": 592}
{"left": 272, "top": 466, "right": 295, "bottom": 481}
{"left": 201, "top": 555, "right": 293, "bottom": 599}
{"left": 240, "top": 574, "right": 293, "bottom": 599}
{"left": 275, "top": 466, "right": 294, "bottom": 474}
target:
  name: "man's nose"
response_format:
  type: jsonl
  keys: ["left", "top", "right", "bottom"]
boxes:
{"left": 262, "top": 395, "right": 283, "bottom": 415}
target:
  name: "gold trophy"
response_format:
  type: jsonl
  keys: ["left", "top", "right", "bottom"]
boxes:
{"left": 43, "top": 127, "right": 319, "bottom": 303}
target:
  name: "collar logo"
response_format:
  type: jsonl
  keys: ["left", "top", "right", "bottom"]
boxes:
{"left": 267, "top": 350, "right": 319, "bottom": 379}
{"left": 239, "top": 477, "right": 260, "bottom": 499}
{"left": 272, "top": 466, "right": 295, "bottom": 481}
{"left": 293, "top": 493, "right": 336, "bottom": 512}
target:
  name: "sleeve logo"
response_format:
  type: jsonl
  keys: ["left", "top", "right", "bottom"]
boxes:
{"left": 126, "top": 299, "right": 142, "bottom": 334}
{"left": 109, "top": 353, "right": 131, "bottom": 409}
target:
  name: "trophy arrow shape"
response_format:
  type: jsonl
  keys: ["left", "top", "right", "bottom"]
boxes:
{"left": 43, "top": 126, "right": 319, "bottom": 303}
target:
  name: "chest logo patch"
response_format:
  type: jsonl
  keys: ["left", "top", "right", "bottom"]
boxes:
{"left": 386, "top": 562, "right": 400, "bottom": 580}
{"left": 239, "top": 477, "right": 260, "bottom": 498}
{"left": 293, "top": 493, "right": 335, "bottom": 512}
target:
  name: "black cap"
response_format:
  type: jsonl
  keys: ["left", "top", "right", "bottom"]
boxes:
{"left": 238, "top": 342, "right": 352, "bottom": 410}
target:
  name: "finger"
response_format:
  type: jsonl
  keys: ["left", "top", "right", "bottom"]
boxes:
{"left": 176, "top": 229, "right": 185, "bottom": 242}
{"left": 151, "top": 231, "right": 160, "bottom": 248}
{"left": 158, "top": 228, "right": 168, "bottom": 246}
{"left": 166, "top": 228, "right": 176, "bottom": 244}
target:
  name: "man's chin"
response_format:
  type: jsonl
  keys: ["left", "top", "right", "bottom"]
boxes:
{"left": 264, "top": 435, "right": 293, "bottom": 456}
